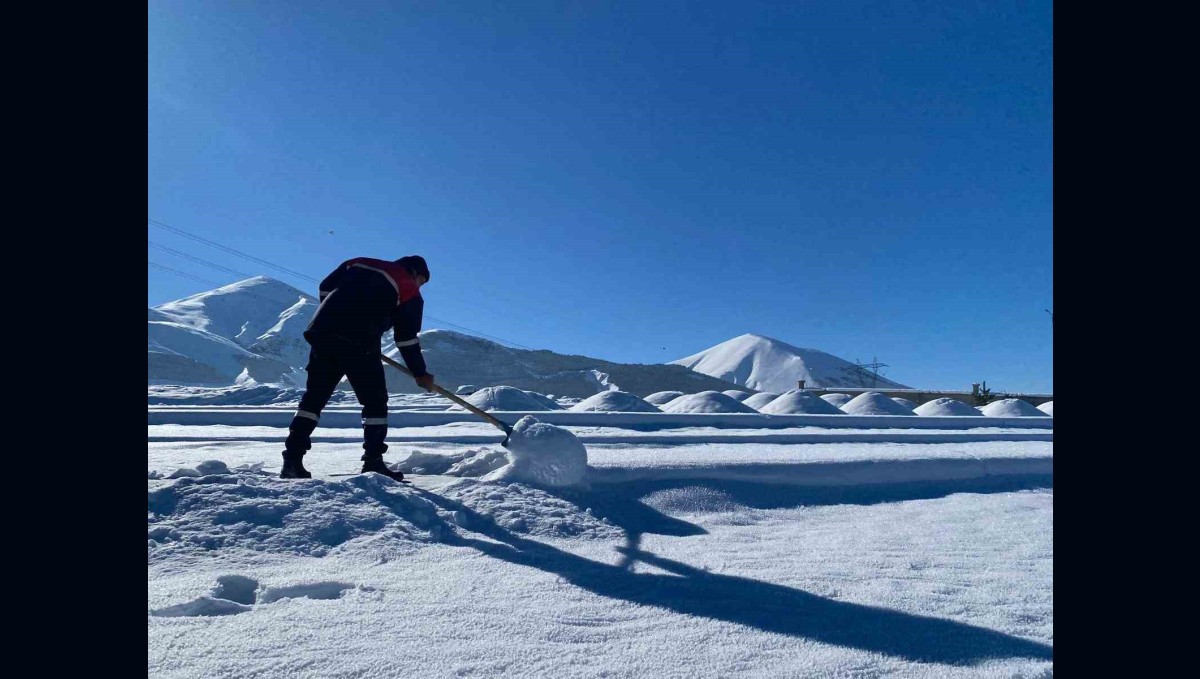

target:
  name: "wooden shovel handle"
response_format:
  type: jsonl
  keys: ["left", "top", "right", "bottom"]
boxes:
{"left": 380, "top": 354, "right": 514, "bottom": 435}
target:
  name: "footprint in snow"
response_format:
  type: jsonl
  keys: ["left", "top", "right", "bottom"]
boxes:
{"left": 150, "top": 574, "right": 361, "bottom": 617}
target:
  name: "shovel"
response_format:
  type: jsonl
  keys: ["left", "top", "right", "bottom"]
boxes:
{"left": 381, "top": 354, "right": 514, "bottom": 447}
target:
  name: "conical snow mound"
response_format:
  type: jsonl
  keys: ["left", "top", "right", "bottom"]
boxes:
{"left": 914, "top": 398, "right": 984, "bottom": 416}
{"left": 451, "top": 386, "right": 557, "bottom": 412}
{"left": 670, "top": 333, "right": 911, "bottom": 392}
{"left": 644, "top": 391, "right": 685, "bottom": 406}
{"left": 980, "top": 399, "right": 1047, "bottom": 417}
{"left": 840, "top": 392, "right": 916, "bottom": 415}
{"left": 742, "top": 392, "right": 780, "bottom": 410}
{"left": 661, "top": 391, "right": 757, "bottom": 414}
{"left": 569, "top": 391, "right": 660, "bottom": 412}
{"left": 820, "top": 393, "right": 852, "bottom": 407}
{"left": 760, "top": 391, "right": 844, "bottom": 415}
{"left": 891, "top": 397, "right": 918, "bottom": 410}
{"left": 1037, "top": 401, "right": 1053, "bottom": 416}
{"left": 722, "top": 390, "right": 753, "bottom": 401}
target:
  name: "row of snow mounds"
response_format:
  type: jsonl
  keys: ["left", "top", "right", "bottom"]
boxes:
{"left": 449, "top": 386, "right": 564, "bottom": 412}
{"left": 661, "top": 391, "right": 758, "bottom": 414}
{"left": 569, "top": 391, "right": 661, "bottom": 412}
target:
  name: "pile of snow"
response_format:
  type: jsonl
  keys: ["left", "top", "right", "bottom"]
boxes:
{"left": 438, "top": 479, "right": 621, "bottom": 539}
{"left": 661, "top": 391, "right": 758, "bottom": 414}
{"left": 722, "top": 390, "right": 753, "bottom": 401}
{"left": 569, "top": 390, "right": 661, "bottom": 412}
{"left": 148, "top": 469, "right": 448, "bottom": 558}
{"left": 671, "top": 333, "right": 912, "bottom": 392}
{"left": 980, "top": 399, "right": 1048, "bottom": 417}
{"left": 644, "top": 391, "right": 685, "bottom": 406}
{"left": 1038, "top": 401, "right": 1053, "bottom": 416}
{"left": 742, "top": 392, "right": 780, "bottom": 410}
{"left": 759, "top": 391, "right": 845, "bottom": 415}
{"left": 450, "top": 386, "right": 560, "bottom": 412}
{"left": 395, "top": 448, "right": 511, "bottom": 477}
{"left": 820, "top": 393, "right": 853, "bottom": 408}
{"left": 454, "top": 385, "right": 478, "bottom": 395}
{"left": 891, "top": 397, "right": 918, "bottom": 410}
{"left": 840, "top": 392, "right": 916, "bottom": 416}
{"left": 914, "top": 398, "right": 984, "bottom": 416}
{"left": 483, "top": 416, "right": 589, "bottom": 487}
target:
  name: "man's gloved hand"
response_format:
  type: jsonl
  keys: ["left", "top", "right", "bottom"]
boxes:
{"left": 415, "top": 373, "right": 436, "bottom": 391}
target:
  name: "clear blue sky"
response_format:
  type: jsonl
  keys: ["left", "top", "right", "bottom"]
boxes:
{"left": 149, "top": 1, "right": 1052, "bottom": 393}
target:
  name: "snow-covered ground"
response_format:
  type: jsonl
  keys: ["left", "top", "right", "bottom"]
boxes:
{"left": 149, "top": 405, "right": 1052, "bottom": 678}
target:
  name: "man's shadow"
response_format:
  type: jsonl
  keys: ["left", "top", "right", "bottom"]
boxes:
{"left": 415, "top": 474, "right": 1053, "bottom": 666}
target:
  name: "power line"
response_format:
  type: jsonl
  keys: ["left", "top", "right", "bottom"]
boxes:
{"left": 148, "top": 217, "right": 319, "bottom": 282}
{"left": 149, "top": 240, "right": 254, "bottom": 278}
{"left": 147, "top": 216, "right": 535, "bottom": 350}
{"left": 148, "top": 261, "right": 221, "bottom": 287}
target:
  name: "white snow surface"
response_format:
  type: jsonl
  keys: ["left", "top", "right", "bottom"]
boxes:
{"left": 482, "top": 416, "right": 590, "bottom": 487}
{"left": 722, "top": 389, "right": 754, "bottom": 401}
{"left": 915, "top": 397, "right": 985, "bottom": 417}
{"left": 644, "top": 390, "right": 685, "bottom": 406}
{"left": 915, "top": 398, "right": 985, "bottom": 417}
{"left": 820, "top": 393, "right": 853, "bottom": 407}
{"left": 759, "top": 390, "right": 845, "bottom": 415}
{"left": 840, "top": 392, "right": 917, "bottom": 416}
{"left": 1038, "top": 401, "right": 1053, "bottom": 416}
{"left": 980, "top": 399, "right": 1048, "bottom": 417}
{"left": 569, "top": 390, "right": 661, "bottom": 413}
{"left": 741, "top": 392, "right": 780, "bottom": 410}
{"left": 671, "top": 333, "right": 912, "bottom": 392}
{"left": 661, "top": 390, "right": 759, "bottom": 414}
{"left": 892, "top": 397, "right": 919, "bottom": 410}
{"left": 149, "top": 407, "right": 1053, "bottom": 678}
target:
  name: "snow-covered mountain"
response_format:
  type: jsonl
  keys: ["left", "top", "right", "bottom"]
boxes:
{"left": 149, "top": 277, "right": 740, "bottom": 396}
{"left": 149, "top": 277, "right": 315, "bottom": 385}
{"left": 670, "top": 333, "right": 911, "bottom": 392}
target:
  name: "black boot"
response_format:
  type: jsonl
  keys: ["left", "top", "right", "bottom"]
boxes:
{"left": 280, "top": 451, "right": 312, "bottom": 479}
{"left": 360, "top": 456, "right": 405, "bottom": 482}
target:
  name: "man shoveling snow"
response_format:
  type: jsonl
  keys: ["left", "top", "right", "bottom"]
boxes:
{"left": 281, "top": 255, "right": 434, "bottom": 482}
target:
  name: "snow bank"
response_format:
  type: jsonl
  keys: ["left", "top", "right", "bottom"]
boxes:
{"left": 1038, "top": 401, "right": 1053, "bottom": 417}
{"left": 742, "top": 392, "right": 780, "bottom": 410}
{"left": 483, "top": 416, "right": 589, "bottom": 487}
{"left": 840, "top": 392, "right": 915, "bottom": 416}
{"left": 148, "top": 469, "right": 449, "bottom": 558}
{"left": 451, "top": 386, "right": 559, "bottom": 412}
{"left": 644, "top": 391, "right": 685, "bottom": 406}
{"left": 722, "top": 390, "right": 754, "bottom": 401}
{"left": 662, "top": 391, "right": 758, "bottom": 414}
{"left": 914, "top": 398, "right": 983, "bottom": 416}
{"left": 891, "top": 397, "right": 918, "bottom": 410}
{"left": 820, "top": 393, "right": 853, "bottom": 407}
{"left": 760, "top": 391, "right": 845, "bottom": 415}
{"left": 980, "top": 399, "right": 1047, "bottom": 417}
{"left": 569, "top": 391, "right": 661, "bottom": 413}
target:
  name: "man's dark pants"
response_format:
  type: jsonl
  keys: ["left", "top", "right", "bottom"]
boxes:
{"left": 285, "top": 339, "right": 389, "bottom": 461}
